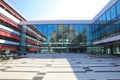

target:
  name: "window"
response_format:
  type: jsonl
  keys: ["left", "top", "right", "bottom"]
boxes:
{"left": 116, "top": 1, "right": 120, "bottom": 18}
{"left": 106, "top": 10, "right": 111, "bottom": 22}
{"left": 99, "top": 17, "right": 103, "bottom": 24}
{"left": 102, "top": 14, "right": 107, "bottom": 24}
{"left": 110, "top": 5, "right": 117, "bottom": 20}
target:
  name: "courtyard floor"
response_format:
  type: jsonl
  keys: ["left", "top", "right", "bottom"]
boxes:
{"left": 0, "top": 53, "right": 120, "bottom": 80}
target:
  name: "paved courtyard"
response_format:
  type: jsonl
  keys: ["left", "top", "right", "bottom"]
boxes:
{"left": 0, "top": 53, "right": 120, "bottom": 80}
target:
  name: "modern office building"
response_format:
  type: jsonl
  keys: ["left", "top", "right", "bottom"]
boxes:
{"left": 87, "top": 0, "right": 120, "bottom": 55}
{"left": 0, "top": 0, "right": 120, "bottom": 55}
{"left": 20, "top": 0, "right": 120, "bottom": 55}
{"left": 0, "top": 0, "right": 46, "bottom": 54}
{"left": 20, "top": 22, "right": 89, "bottom": 53}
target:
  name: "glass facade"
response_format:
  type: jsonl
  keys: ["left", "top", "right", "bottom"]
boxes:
{"left": 35, "top": 24, "right": 85, "bottom": 42}
{"left": 1, "top": 0, "right": 120, "bottom": 55}
{"left": 87, "top": 0, "right": 120, "bottom": 55}
{"left": 19, "top": 0, "right": 120, "bottom": 54}
{"left": 116, "top": 1, "right": 120, "bottom": 19}
{"left": 34, "top": 24, "right": 86, "bottom": 53}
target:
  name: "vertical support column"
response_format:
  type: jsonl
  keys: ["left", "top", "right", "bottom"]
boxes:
{"left": 101, "top": 46, "right": 104, "bottom": 54}
{"left": 20, "top": 25, "right": 26, "bottom": 55}
{"left": 104, "top": 46, "right": 107, "bottom": 54}
{"left": 110, "top": 46, "right": 113, "bottom": 55}
{"left": 91, "top": 46, "right": 93, "bottom": 54}
{"left": 117, "top": 47, "right": 120, "bottom": 54}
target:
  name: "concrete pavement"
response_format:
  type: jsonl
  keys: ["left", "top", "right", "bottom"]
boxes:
{"left": 0, "top": 53, "right": 120, "bottom": 80}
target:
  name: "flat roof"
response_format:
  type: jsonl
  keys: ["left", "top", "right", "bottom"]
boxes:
{"left": 93, "top": 35, "right": 120, "bottom": 45}
{"left": 19, "top": 20, "right": 92, "bottom": 25}
{"left": 2, "top": 0, "right": 27, "bottom": 20}
{"left": 92, "top": 0, "right": 118, "bottom": 23}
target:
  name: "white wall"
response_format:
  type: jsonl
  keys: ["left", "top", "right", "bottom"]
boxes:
{"left": 0, "top": 24, "right": 20, "bottom": 35}
{"left": 0, "top": 7, "right": 20, "bottom": 23}
{"left": 0, "top": 39, "right": 19, "bottom": 45}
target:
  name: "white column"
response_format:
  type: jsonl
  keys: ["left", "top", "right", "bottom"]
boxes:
{"left": 117, "top": 47, "right": 120, "bottom": 54}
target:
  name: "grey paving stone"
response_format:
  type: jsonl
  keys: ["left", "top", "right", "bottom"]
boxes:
{"left": 83, "top": 67, "right": 93, "bottom": 72}
{"left": 47, "top": 67, "right": 85, "bottom": 73}
{"left": 0, "top": 72, "right": 37, "bottom": 80}
{"left": 75, "top": 72, "right": 120, "bottom": 80}
{"left": 33, "top": 76, "right": 43, "bottom": 80}
{"left": 113, "top": 63, "right": 120, "bottom": 66}
{"left": 107, "top": 79, "right": 120, "bottom": 80}
{"left": 5, "top": 67, "right": 44, "bottom": 72}
{"left": 45, "top": 64, "right": 52, "bottom": 67}
{"left": 90, "top": 66, "right": 120, "bottom": 72}
{"left": 37, "top": 72, "right": 46, "bottom": 75}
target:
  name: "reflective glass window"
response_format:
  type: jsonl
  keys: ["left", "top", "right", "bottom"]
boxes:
{"left": 102, "top": 14, "right": 107, "bottom": 23}
{"left": 116, "top": 1, "right": 120, "bottom": 17}
{"left": 99, "top": 17, "right": 103, "bottom": 24}
{"left": 110, "top": 5, "right": 117, "bottom": 20}
{"left": 34, "top": 24, "right": 87, "bottom": 43}
{"left": 106, "top": 10, "right": 111, "bottom": 22}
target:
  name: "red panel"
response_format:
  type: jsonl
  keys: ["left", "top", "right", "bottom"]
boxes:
{"left": 0, "top": 45, "right": 17, "bottom": 51}
{"left": 0, "top": 2, "right": 25, "bottom": 21}
{"left": 26, "top": 39, "right": 37, "bottom": 45}
{"left": 38, "top": 43, "right": 43, "bottom": 46}
{"left": 26, "top": 39, "right": 43, "bottom": 46}
{"left": 39, "top": 38, "right": 44, "bottom": 42}
{"left": 0, "top": 15, "right": 21, "bottom": 29}
{"left": 28, "top": 48, "right": 39, "bottom": 51}
{"left": 0, "top": 1, "right": 46, "bottom": 39}
{"left": 0, "top": 30, "right": 20, "bottom": 40}
{"left": 26, "top": 30, "right": 38, "bottom": 39}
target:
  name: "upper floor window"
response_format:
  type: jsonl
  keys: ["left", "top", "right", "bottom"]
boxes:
{"left": 106, "top": 10, "right": 111, "bottom": 22}
{"left": 110, "top": 5, "right": 117, "bottom": 20}
{"left": 116, "top": 1, "right": 120, "bottom": 18}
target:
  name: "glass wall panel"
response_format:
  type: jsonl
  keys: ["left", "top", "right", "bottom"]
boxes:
{"left": 106, "top": 10, "right": 111, "bottom": 22}
{"left": 99, "top": 16, "right": 103, "bottom": 24}
{"left": 102, "top": 14, "right": 107, "bottom": 24}
{"left": 110, "top": 5, "right": 117, "bottom": 20}
{"left": 116, "top": 1, "right": 120, "bottom": 18}
{"left": 34, "top": 24, "right": 87, "bottom": 53}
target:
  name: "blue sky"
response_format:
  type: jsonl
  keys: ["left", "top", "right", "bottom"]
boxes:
{"left": 8, "top": 0, "right": 110, "bottom": 20}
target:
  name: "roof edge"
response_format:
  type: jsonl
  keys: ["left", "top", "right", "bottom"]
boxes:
{"left": 1, "top": 0, "right": 27, "bottom": 20}
{"left": 92, "top": 0, "right": 118, "bottom": 23}
{"left": 19, "top": 20, "right": 92, "bottom": 25}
